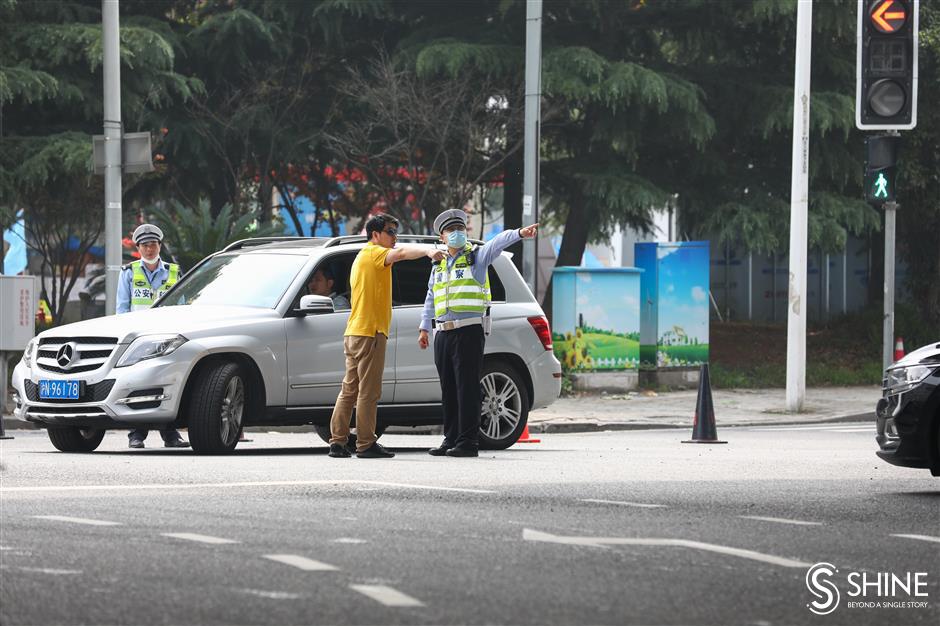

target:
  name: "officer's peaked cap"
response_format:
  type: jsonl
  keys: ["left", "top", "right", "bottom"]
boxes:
{"left": 132, "top": 223, "right": 164, "bottom": 245}
{"left": 433, "top": 209, "right": 468, "bottom": 234}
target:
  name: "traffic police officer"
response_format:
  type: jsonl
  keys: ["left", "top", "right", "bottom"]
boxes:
{"left": 117, "top": 223, "right": 189, "bottom": 449}
{"left": 419, "top": 210, "right": 538, "bottom": 457}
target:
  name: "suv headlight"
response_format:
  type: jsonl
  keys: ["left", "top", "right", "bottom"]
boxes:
{"left": 22, "top": 339, "right": 36, "bottom": 367}
{"left": 116, "top": 334, "right": 188, "bottom": 368}
{"left": 886, "top": 364, "right": 936, "bottom": 396}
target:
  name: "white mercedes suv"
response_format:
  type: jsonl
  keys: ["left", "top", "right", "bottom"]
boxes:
{"left": 11, "top": 235, "right": 562, "bottom": 454}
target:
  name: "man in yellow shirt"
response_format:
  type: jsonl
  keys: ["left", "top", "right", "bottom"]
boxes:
{"left": 329, "top": 214, "right": 445, "bottom": 458}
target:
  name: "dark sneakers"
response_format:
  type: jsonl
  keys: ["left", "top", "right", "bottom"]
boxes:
{"left": 356, "top": 442, "right": 395, "bottom": 458}
{"left": 445, "top": 447, "right": 479, "bottom": 458}
{"left": 164, "top": 437, "right": 190, "bottom": 448}
{"left": 128, "top": 438, "right": 144, "bottom": 449}
{"left": 329, "top": 443, "right": 352, "bottom": 458}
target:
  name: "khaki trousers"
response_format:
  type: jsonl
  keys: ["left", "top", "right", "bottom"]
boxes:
{"left": 329, "top": 333, "right": 387, "bottom": 452}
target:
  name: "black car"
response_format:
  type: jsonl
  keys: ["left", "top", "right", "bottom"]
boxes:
{"left": 876, "top": 341, "right": 940, "bottom": 475}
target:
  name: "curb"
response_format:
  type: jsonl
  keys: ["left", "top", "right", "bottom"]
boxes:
{"left": 529, "top": 412, "right": 875, "bottom": 434}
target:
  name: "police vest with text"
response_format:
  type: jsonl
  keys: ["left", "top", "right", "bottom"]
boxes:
{"left": 129, "top": 261, "right": 180, "bottom": 311}
{"left": 432, "top": 245, "right": 491, "bottom": 319}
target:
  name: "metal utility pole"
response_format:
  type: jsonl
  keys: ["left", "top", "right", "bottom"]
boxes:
{"left": 883, "top": 200, "right": 898, "bottom": 370}
{"left": 522, "top": 0, "right": 542, "bottom": 294}
{"left": 102, "top": 0, "right": 122, "bottom": 315}
{"left": 786, "top": 0, "right": 813, "bottom": 412}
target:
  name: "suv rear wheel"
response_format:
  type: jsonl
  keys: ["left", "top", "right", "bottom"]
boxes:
{"left": 188, "top": 361, "right": 245, "bottom": 455}
{"left": 479, "top": 360, "right": 529, "bottom": 450}
{"left": 47, "top": 426, "right": 105, "bottom": 452}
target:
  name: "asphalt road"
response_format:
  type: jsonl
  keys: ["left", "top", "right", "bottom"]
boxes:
{"left": 1, "top": 424, "right": 937, "bottom": 625}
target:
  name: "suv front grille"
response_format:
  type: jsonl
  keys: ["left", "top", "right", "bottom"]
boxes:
{"left": 36, "top": 337, "right": 118, "bottom": 374}
{"left": 24, "top": 379, "right": 116, "bottom": 403}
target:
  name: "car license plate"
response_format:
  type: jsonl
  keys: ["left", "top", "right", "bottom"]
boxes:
{"left": 38, "top": 380, "right": 81, "bottom": 400}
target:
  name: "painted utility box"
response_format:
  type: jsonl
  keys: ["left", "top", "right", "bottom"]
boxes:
{"left": 635, "top": 241, "right": 710, "bottom": 368}
{"left": 551, "top": 267, "right": 642, "bottom": 371}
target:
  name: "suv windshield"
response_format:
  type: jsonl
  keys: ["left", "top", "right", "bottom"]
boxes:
{"left": 157, "top": 253, "right": 308, "bottom": 309}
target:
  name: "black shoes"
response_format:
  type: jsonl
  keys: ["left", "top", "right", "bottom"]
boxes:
{"left": 356, "top": 442, "right": 395, "bottom": 458}
{"left": 428, "top": 445, "right": 452, "bottom": 456}
{"left": 128, "top": 438, "right": 144, "bottom": 449}
{"left": 164, "top": 437, "right": 190, "bottom": 448}
{"left": 445, "top": 447, "right": 478, "bottom": 458}
{"left": 329, "top": 443, "right": 352, "bottom": 458}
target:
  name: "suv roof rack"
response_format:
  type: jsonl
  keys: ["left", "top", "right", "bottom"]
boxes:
{"left": 323, "top": 234, "right": 485, "bottom": 247}
{"left": 222, "top": 237, "right": 314, "bottom": 252}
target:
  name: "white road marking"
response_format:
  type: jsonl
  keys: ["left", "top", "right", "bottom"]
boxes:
{"left": 2, "top": 479, "right": 494, "bottom": 495}
{"left": 332, "top": 538, "right": 367, "bottom": 544}
{"left": 19, "top": 567, "right": 82, "bottom": 575}
{"left": 237, "top": 589, "right": 303, "bottom": 600}
{"left": 263, "top": 554, "right": 339, "bottom": 571}
{"left": 350, "top": 584, "right": 424, "bottom": 607}
{"left": 739, "top": 515, "right": 822, "bottom": 526}
{"left": 751, "top": 425, "right": 873, "bottom": 432}
{"left": 891, "top": 533, "right": 940, "bottom": 544}
{"left": 523, "top": 528, "right": 811, "bottom": 568}
{"left": 580, "top": 498, "right": 667, "bottom": 509}
{"left": 161, "top": 533, "right": 239, "bottom": 545}
{"left": 33, "top": 515, "right": 122, "bottom": 526}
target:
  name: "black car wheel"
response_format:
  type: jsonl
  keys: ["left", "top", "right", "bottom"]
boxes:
{"left": 47, "top": 426, "right": 105, "bottom": 453}
{"left": 188, "top": 361, "right": 245, "bottom": 455}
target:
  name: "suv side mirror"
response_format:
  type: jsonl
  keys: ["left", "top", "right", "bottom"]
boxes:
{"left": 295, "top": 294, "right": 335, "bottom": 316}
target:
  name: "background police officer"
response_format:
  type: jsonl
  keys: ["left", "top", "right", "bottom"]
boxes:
{"left": 116, "top": 223, "right": 189, "bottom": 449}
{"left": 419, "top": 210, "right": 538, "bottom": 457}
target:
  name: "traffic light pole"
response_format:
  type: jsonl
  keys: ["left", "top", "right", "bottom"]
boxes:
{"left": 883, "top": 200, "right": 898, "bottom": 370}
{"left": 786, "top": 0, "right": 812, "bottom": 413}
{"left": 102, "top": 0, "right": 123, "bottom": 315}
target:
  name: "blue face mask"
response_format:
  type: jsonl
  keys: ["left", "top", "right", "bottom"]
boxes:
{"left": 446, "top": 230, "right": 467, "bottom": 248}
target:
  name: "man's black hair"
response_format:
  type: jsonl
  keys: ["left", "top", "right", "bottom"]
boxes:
{"left": 315, "top": 266, "right": 335, "bottom": 282}
{"left": 365, "top": 213, "right": 399, "bottom": 240}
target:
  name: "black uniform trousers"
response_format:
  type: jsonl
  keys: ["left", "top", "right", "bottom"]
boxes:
{"left": 433, "top": 324, "right": 486, "bottom": 450}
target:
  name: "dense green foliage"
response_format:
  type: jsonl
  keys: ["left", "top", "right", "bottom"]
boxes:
{"left": 1, "top": 0, "right": 937, "bottom": 327}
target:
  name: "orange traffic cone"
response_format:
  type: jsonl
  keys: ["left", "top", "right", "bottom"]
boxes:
{"left": 517, "top": 424, "right": 540, "bottom": 444}
{"left": 682, "top": 364, "right": 727, "bottom": 444}
{"left": 894, "top": 337, "right": 905, "bottom": 362}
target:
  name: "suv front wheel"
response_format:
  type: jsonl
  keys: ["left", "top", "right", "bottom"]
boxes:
{"left": 47, "top": 426, "right": 105, "bottom": 452}
{"left": 479, "top": 360, "right": 529, "bottom": 450}
{"left": 188, "top": 361, "right": 245, "bottom": 455}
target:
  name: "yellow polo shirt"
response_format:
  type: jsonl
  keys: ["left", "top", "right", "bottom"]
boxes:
{"left": 345, "top": 242, "right": 392, "bottom": 337}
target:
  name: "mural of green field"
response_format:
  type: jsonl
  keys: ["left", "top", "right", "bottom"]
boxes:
{"left": 554, "top": 331, "right": 640, "bottom": 370}
{"left": 657, "top": 344, "right": 709, "bottom": 367}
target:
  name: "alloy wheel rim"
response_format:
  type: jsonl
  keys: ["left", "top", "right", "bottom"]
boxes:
{"left": 220, "top": 376, "right": 245, "bottom": 445}
{"left": 480, "top": 372, "right": 522, "bottom": 441}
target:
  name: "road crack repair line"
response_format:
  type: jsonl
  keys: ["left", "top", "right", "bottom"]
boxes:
{"left": 161, "top": 533, "right": 240, "bottom": 545}
{"left": 579, "top": 498, "right": 667, "bottom": 509}
{"left": 739, "top": 515, "right": 823, "bottom": 526}
{"left": 32, "top": 515, "right": 123, "bottom": 526}
{"left": 522, "top": 529, "right": 812, "bottom": 568}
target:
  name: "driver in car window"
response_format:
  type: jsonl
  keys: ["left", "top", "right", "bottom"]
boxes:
{"left": 307, "top": 267, "right": 350, "bottom": 311}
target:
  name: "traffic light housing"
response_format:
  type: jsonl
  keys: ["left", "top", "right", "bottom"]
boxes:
{"left": 865, "top": 134, "right": 899, "bottom": 204}
{"left": 856, "top": 0, "right": 919, "bottom": 130}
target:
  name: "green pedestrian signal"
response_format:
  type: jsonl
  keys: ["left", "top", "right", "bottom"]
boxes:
{"left": 873, "top": 172, "right": 890, "bottom": 198}
{"left": 865, "top": 134, "right": 899, "bottom": 205}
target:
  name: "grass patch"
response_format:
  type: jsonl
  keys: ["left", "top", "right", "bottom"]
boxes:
{"left": 710, "top": 358, "right": 883, "bottom": 389}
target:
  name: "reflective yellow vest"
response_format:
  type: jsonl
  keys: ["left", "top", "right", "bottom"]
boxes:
{"left": 130, "top": 260, "right": 179, "bottom": 311}
{"left": 432, "top": 245, "right": 491, "bottom": 318}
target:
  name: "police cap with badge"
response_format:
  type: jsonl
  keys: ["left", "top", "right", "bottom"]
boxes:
{"left": 132, "top": 223, "right": 164, "bottom": 245}
{"left": 433, "top": 209, "right": 468, "bottom": 235}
